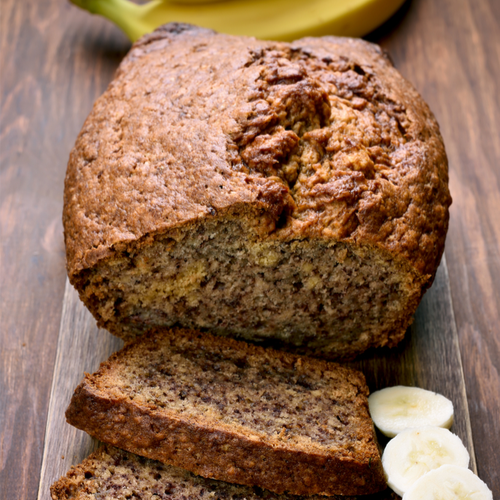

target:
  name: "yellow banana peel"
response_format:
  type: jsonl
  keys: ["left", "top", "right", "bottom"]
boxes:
{"left": 70, "top": 0, "right": 406, "bottom": 42}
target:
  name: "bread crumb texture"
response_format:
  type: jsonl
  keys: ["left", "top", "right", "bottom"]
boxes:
{"left": 65, "top": 329, "right": 386, "bottom": 496}
{"left": 63, "top": 24, "right": 451, "bottom": 359}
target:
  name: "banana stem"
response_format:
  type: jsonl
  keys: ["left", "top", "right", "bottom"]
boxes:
{"left": 70, "top": 0, "right": 160, "bottom": 42}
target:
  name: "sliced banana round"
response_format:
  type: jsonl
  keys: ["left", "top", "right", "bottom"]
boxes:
{"left": 403, "top": 464, "right": 493, "bottom": 500}
{"left": 368, "top": 385, "right": 454, "bottom": 437}
{"left": 382, "top": 426, "right": 469, "bottom": 496}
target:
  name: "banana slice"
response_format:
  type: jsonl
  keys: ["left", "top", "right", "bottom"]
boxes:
{"left": 368, "top": 386, "right": 454, "bottom": 437}
{"left": 403, "top": 464, "right": 493, "bottom": 500}
{"left": 382, "top": 427, "right": 470, "bottom": 496}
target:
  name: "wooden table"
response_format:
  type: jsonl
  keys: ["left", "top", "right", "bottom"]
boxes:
{"left": 1, "top": 0, "right": 499, "bottom": 498}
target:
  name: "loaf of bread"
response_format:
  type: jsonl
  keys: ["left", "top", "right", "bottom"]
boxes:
{"left": 51, "top": 445, "right": 398, "bottom": 499}
{"left": 64, "top": 23, "right": 451, "bottom": 360}
{"left": 65, "top": 328, "right": 386, "bottom": 496}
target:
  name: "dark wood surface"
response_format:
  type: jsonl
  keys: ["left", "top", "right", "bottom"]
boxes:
{"left": 1, "top": 0, "right": 498, "bottom": 498}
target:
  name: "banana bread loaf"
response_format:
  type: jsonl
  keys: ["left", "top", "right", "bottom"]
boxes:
{"left": 63, "top": 23, "right": 451, "bottom": 360}
{"left": 65, "top": 328, "right": 386, "bottom": 496}
{"left": 51, "top": 445, "right": 398, "bottom": 499}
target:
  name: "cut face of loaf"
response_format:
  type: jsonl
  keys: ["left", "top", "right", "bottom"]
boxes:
{"left": 64, "top": 24, "right": 451, "bottom": 359}
{"left": 79, "top": 215, "right": 424, "bottom": 359}
{"left": 51, "top": 445, "right": 397, "bottom": 500}
{"left": 65, "top": 329, "right": 387, "bottom": 496}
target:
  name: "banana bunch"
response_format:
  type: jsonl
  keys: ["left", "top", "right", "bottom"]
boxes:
{"left": 69, "top": 0, "right": 406, "bottom": 43}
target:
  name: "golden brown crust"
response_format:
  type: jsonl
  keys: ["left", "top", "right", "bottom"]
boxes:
{"left": 65, "top": 328, "right": 386, "bottom": 496}
{"left": 64, "top": 23, "right": 450, "bottom": 284}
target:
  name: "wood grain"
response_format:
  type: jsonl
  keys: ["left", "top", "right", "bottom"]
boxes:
{"left": 0, "top": 1, "right": 128, "bottom": 498}
{"left": 1, "top": 0, "right": 499, "bottom": 497}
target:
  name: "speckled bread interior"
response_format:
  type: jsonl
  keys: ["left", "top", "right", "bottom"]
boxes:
{"left": 65, "top": 328, "right": 386, "bottom": 496}
{"left": 64, "top": 23, "right": 451, "bottom": 360}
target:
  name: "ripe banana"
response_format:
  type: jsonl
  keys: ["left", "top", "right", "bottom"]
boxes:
{"left": 382, "top": 427, "right": 470, "bottom": 497}
{"left": 69, "top": 0, "right": 406, "bottom": 43}
{"left": 368, "top": 386, "right": 454, "bottom": 437}
{"left": 403, "top": 464, "right": 493, "bottom": 500}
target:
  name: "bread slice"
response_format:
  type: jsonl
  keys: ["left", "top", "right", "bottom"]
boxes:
{"left": 65, "top": 328, "right": 386, "bottom": 496}
{"left": 64, "top": 24, "right": 451, "bottom": 360}
{"left": 51, "top": 445, "right": 397, "bottom": 499}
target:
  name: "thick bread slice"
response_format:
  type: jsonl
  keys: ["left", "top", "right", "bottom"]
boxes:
{"left": 66, "top": 329, "right": 386, "bottom": 496}
{"left": 64, "top": 23, "right": 451, "bottom": 360}
{"left": 51, "top": 445, "right": 397, "bottom": 499}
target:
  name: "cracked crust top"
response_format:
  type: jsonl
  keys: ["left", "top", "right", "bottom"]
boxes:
{"left": 63, "top": 23, "right": 450, "bottom": 285}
